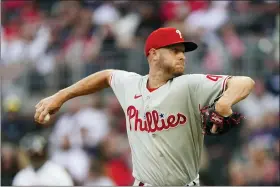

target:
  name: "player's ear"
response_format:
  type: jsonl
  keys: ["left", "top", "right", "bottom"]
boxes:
{"left": 149, "top": 48, "right": 156, "bottom": 56}
{"left": 149, "top": 48, "right": 160, "bottom": 61}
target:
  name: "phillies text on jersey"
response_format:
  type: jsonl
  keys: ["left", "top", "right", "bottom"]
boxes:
{"left": 127, "top": 105, "right": 188, "bottom": 132}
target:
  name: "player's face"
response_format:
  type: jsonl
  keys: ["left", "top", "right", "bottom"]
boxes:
{"left": 158, "top": 43, "right": 186, "bottom": 77}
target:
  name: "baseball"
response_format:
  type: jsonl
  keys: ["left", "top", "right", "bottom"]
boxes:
{"left": 43, "top": 114, "right": 50, "bottom": 123}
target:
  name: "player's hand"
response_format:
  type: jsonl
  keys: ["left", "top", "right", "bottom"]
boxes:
{"left": 212, "top": 101, "right": 233, "bottom": 133}
{"left": 34, "top": 94, "right": 63, "bottom": 124}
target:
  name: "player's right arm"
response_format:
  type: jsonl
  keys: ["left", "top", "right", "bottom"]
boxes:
{"left": 34, "top": 69, "right": 114, "bottom": 124}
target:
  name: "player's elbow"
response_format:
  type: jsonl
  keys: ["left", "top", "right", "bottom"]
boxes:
{"left": 230, "top": 76, "right": 255, "bottom": 90}
{"left": 239, "top": 76, "right": 255, "bottom": 93}
{"left": 244, "top": 76, "right": 255, "bottom": 90}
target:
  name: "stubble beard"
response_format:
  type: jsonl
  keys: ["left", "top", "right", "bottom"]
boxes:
{"left": 159, "top": 56, "right": 185, "bottom": 78}
{"left": 172, "top": 65, "right": 185, "bottom": 78}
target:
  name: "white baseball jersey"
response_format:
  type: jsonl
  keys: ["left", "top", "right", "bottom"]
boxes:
{"left": 12, "top": 160, "right": 74, "bottom": 186}
{"left": 110, "top": 70, "right": 230, "bottom": 186}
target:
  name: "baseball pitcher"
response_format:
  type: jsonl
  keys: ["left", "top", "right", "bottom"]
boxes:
{"left": 34, "top": 27, "right": 255, "bottom": 186}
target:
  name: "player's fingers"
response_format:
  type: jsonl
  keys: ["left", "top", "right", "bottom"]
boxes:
{"left": 38, "top": 109, "right": 49, "bottom": 123}
{"left": 35, "top": 100, "right": 44, "bottom": 109}
{"left": 34, "top": 111, "right": 39, "bottom": 122}
{"left": 34, "top": 106, "right": 45, "bottom": 122}
{"left": 211, "top": 124, "right": 218, "bottom": 133}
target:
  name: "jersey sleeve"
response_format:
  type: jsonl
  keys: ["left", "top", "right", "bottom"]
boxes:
{"left": 191, "top": 74, "right": 231, "bottom": 108}
{"left": 109, "top": 70, "right": 139, "bottom": 108}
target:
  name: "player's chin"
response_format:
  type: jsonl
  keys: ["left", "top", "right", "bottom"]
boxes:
{"left": 173, "top": 67, "right": 185, "bottom": 77}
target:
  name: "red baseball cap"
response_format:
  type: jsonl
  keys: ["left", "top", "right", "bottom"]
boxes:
{"left": 144, "top": 27, "right": 198, "bottom": 56}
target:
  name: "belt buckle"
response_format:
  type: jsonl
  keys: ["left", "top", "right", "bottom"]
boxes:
{"left": 186, "top": 181, "right": 197, "bottom": 186}
{"left": 139, "top": 181, "right": 145, "bottom": 186}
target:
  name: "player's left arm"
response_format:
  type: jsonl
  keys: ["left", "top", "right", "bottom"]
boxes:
{"left": 215, "top": 76, "right": 255, "bottom": 116}
{"left": 195, "top": 75, "right": 255, "bottom": 135}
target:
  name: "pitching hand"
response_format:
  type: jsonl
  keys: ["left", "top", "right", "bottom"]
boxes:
{"left": 34, "top": 94, "right": 63, "bottom": 124}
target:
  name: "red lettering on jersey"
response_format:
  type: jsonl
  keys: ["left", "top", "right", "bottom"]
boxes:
{"left": 145, "top": 112, "right": 153, "bottom": 133}
{"left": 161, "top": 119, "right": 169, "bottom": 130}
{"left": 144, "top": 121, "right": 149, "bottom": 132}
{"left": 140, "top": 119, "right": 148, "bottom": 132}
{"left": 127, "top": 106, "right": 136, "bottom": 130}
{"left": 153, "top": 111, "right": 165, "bottom": 131}
{"left": 206, "top": 74, "right": 223, "bottom": 82}
{"left": 126, "top": 105, "right": 188, "bottom": 132}
{"left": 152, "top": 111, "right": 161, "bottom": 132}
{"left": 134, "top": 110, "right": 142, "bottom": 131}
{"left": 167, "top": 115, "right": 178, "bottom": 127}
{"left": 178, "top": 113, "right": 187, "bottom": 124}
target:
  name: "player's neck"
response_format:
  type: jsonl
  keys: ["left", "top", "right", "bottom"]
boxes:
{"left": 148, "top": 70, "right": 172, "bottom": 89}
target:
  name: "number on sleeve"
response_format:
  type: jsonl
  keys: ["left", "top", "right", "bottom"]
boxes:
{"left": 206, "top": 74, "right": 223, "bottom": 82}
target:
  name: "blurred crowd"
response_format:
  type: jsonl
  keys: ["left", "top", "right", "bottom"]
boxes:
{"left": 1, "top": 0, "right": 279, "bottom": 186}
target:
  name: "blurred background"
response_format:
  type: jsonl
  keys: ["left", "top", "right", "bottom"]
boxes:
{"left": 1, "top": 0, "right": 279, "bottom": 186}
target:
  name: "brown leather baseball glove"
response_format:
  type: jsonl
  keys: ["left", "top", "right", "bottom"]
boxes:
{"left": 199, "top": 103, "right": 245, "bottom": 136}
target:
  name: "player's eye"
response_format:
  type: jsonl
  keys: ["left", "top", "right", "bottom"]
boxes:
{"left": 172, "top": 48, "right": 183, "bottom": 54}
{"left": 170, "top": 48, "right": 177, "bottom": 52}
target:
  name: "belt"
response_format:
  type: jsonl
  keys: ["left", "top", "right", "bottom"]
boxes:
{"left": 134, "top": 179, "right": 151, "bottom": 186}
{"left": 186, "top": 181, "right": 198, "bottom": 186}
{"left": 138, "top": 181, "right": 145, "bottom": 186}
{"left": 135, "top": 175, "right": 199, "bottom": 186}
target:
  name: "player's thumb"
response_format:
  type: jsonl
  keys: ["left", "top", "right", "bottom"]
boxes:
{"left": 211, "top": 124, "right": 218, "bottom": 134}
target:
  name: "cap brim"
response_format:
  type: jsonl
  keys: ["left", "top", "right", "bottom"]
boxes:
{"left": 183, "top": 41, "right": 198, "bottom": 52}
{"left": 161, "top": 41, "right": 198, "bottom": 52}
